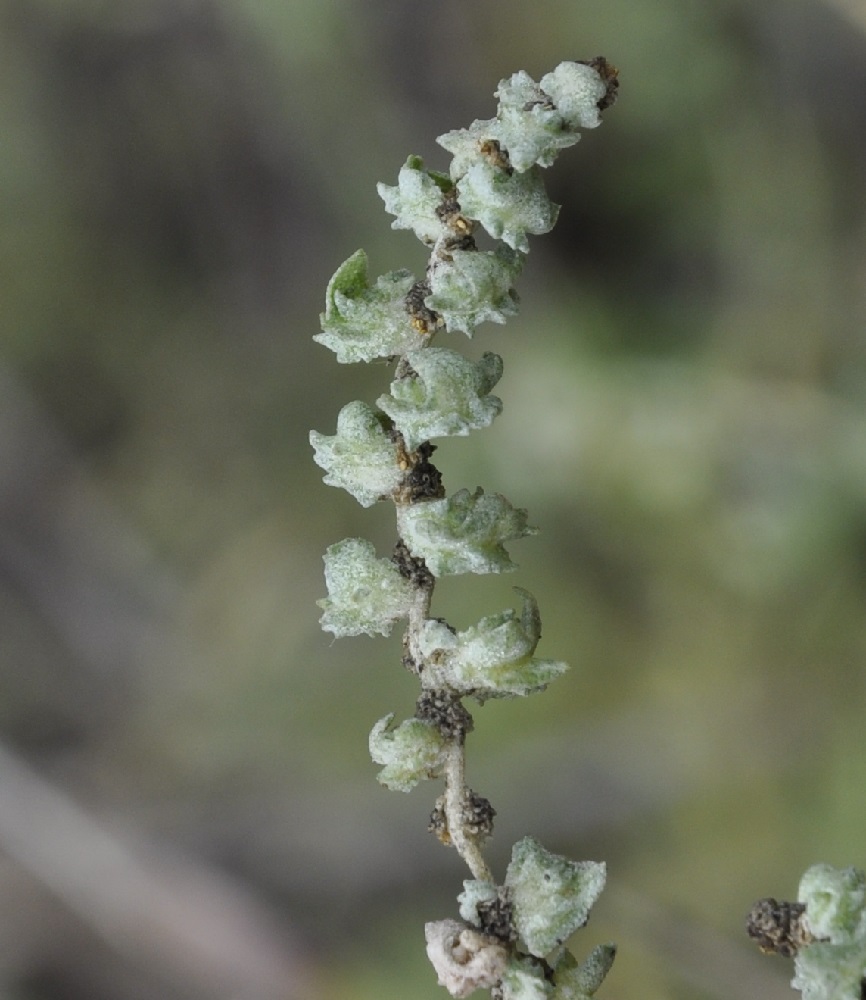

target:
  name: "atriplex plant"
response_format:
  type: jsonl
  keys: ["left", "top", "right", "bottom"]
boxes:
{"left": 310, "top": 58, "right": 619, "bottom": 1000}
{"left": 309, "top": 57, "right": 866, "bottom": 1000}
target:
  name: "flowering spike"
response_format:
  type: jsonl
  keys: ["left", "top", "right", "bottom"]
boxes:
{"left": 311, "top": 59, "right": 619, "bottom": 1000}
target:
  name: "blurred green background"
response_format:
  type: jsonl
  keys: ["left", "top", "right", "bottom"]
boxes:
{"left": 1, "top": 0, "right": 865, "bottom": 998}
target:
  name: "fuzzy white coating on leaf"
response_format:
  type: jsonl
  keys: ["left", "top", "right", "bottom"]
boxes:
{"left": 458, "top": 880, "right": 500, "bottom": 925}
{"left": 456, "top": 163, "right": 559, "bottom": 252}
{"left": 397, "top": 488, "right": 536, "bottom": 577}
{"left": 499, "top": 954, "right": 554, "bottom": 1000}
{"left": 425, "top": 919, "right": 509, "bottom": 998}
{"left": 318, "top": 538, "right": 415, "bottom": 637}
{"left": 438, "top": 119, "right": 499, "bottom": 180}
{"left": 494, "top": 70, "right": 579, "bottom": 172}
{"left": 792, "top": 864, "right": 866, "bottom": 1000}
{"left": 377, "top": 348, "right": 503, "bottom": 452}
{"left": 539, "top": 62, "right": 607, "bottom": 132}
{"left": 426, "top": 246, "right": 523, "bottom": 335}
{"left": 438, "top": 62, "right": 607, "bottom": 183}
{"left": 369, "top": 714, "right": 449, "bottom": 791}
{"left": 310, "top": 401, "right": 403, "bottom": 506}
{"left": 315, "top": 250, "right": 426, "bottom": 363}
{"left": 799, "top": 865, "right": 866, "bottom": 944}
{"left": 417, "top": 589, "right": 568, "bottom": 699}
{"left": 506, "top": 837, "right": 607, "bottom": 958}
{"left": 378, "top": 155, "right": 452, "bottom": 246}
{"left": 438, "top": 72, "right": 567, "bottom": 178}
{"left": 548, "top": 944, "right": 617, "bottom": 999}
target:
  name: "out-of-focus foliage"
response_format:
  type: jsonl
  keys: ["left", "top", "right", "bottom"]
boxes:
{"left": 0, "top": 1, "right": 864, "bottom": 999}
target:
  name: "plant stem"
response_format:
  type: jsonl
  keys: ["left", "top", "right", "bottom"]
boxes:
{"left": 396, "top": 504, "right": 492, "bottom": 881}
{"left": 443, "top": 742, "right": 493, "bottom": 882}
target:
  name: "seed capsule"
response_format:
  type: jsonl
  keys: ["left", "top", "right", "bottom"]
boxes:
{"left": 746, "top": 898, "right": 815, "bottom": 957}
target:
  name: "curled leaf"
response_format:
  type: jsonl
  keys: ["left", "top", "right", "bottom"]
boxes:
{"left": 369, "top": 714, "right": 449, "bottom": 791}
{"left": 318, "top": 538, "right": 415, "bottom": 637}
{"left": 310, "top": 401, "right": 402, "bottom": 507}
{"left": 438, "top": 61, "right": 610, "bottom": 183}
{"left": 539, "top": 62, "right": 609, "bottom": 132}
{"left": 456, "top": 163, "right": 559, "bottom": 253}
{"left": 378, "top": 155, "right": 453, "bottom": 246}
{"left": 377, "top": 348, "right": 503, "bottom": 452}
{"left": 315, "top": 250, "right": 426, "bottom": 362}
{"left": 426, "top": 246, "right": 523, "bottom": 335}
{"left": 458, "top": 880, "right": 500, "bottom": 926}
{"left": 417, "top": 589, "right": 568, "bottom": 699}
{"left": 398, "top": 487, "right": 536, "bottom": 576}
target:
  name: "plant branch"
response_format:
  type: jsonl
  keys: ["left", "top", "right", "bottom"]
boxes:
{"left": 442, "top": 742, "right": 494, "bottom": 883}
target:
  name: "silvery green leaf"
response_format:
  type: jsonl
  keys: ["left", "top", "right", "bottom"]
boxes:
{"left": 540, "top": 62, "right": 607, "bottom": 132}
{"left": 377, "top": 155, "right": 453, "bottom": 246}
{"left": 499, "top": 954, "right": 554, "bottom": 1000}
{"left": 494, "top": 111, "right": 576, "bottom": 173}
{"left": 494, "top": 69, "right": 578, "bottom": 172}
{"left": 427, "top": 246, "right": 523, "bottom": 335}
{"left": 398, "top": 488, "right": 536, "bottom": 576}
{"left": 495, "top": 69, "right": 549, "bottom": 114}
{"left": 369, "top": 714, "right": 449, "bottom": 792}
{"left": 506, "top": 837, "right": 607, "bottom": 958}
{"left": 438, "top": 64, "right": 605, "bottom": 182}
{"left": 315, "top": 249, "right": 426, "bottom": 363}
{"left": 310, "top": 401, "right": 402, "bottom": 507}
{"left": 456, "top": 162, "right": 559, "bottom": 253}
{"left": 318, "top": 538, "right": 415, "bottom": 637}
{"left": 417, "top": 589, "right": 568, "bottom": 699}
{"left": 438, "top": 118, "right": 501, "bottom": 181}
{"left": 549, "top": 944, "right": 617, "bottom": 999}
{"left": 458, "top": 880, "right": 500, "bottom": 925}
{"left": 377, "top": 348, "right": 503, "bottom": 452}
{"left": 792, "top": 864, "right": 866, "bottom": 1000}
{"left": 799, "top": 865, "right": 866, "bottom": 945}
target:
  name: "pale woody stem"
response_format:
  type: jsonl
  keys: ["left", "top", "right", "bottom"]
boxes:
{"left": 395, "top": 507, "right": 434, "bottom": 660}
{"left": 443, "top": 742, "right": 493, "bottom": 883}
{"left": 395, "top": 514, "right": 493, "bottom": 883}
{"left": 407, "top": 580, "right": 432, "bottom": 637}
